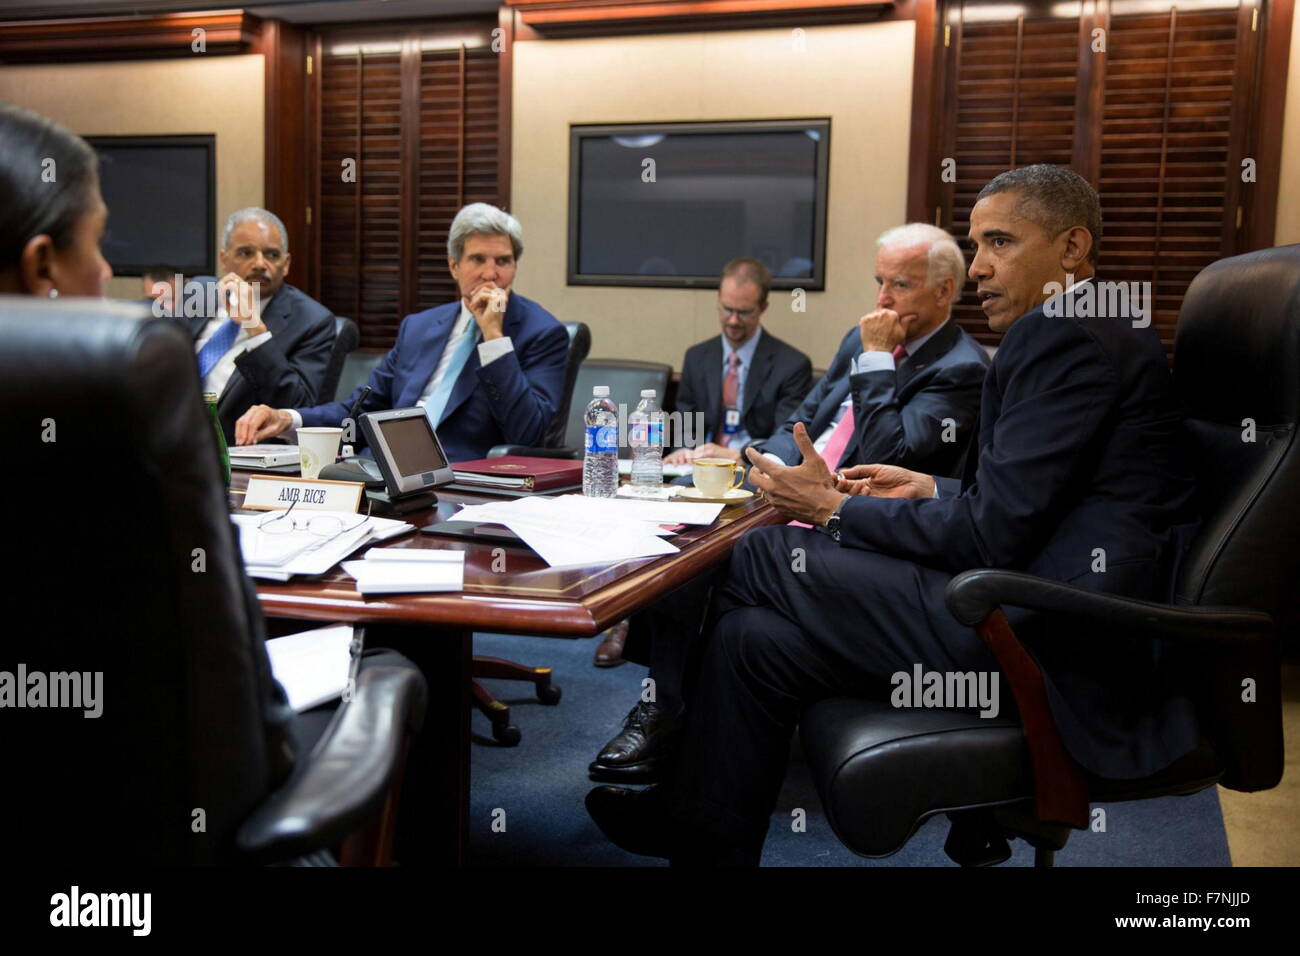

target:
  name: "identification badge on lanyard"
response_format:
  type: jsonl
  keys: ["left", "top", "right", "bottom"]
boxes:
{"left": 723, "top": 408, "right": 741, "bottom": 436}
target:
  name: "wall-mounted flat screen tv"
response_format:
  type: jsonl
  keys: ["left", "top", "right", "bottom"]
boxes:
{"left": 85, "top": 134, "right": 216, "bottom": 277}
{"left": 568, "top": 120, "right": 830, "bottom": 290}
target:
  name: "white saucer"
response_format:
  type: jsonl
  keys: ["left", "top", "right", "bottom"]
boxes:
{"left": 676, "top": 486, "right": 755, "bottom": 504}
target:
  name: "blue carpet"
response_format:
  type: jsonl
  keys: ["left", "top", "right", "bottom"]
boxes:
{"left": 468, "top": 631, "right": 1231, "bottom": 867}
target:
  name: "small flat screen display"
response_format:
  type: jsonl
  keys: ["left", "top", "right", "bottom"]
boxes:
{"left": 380, "top": 416, "right": 447, "bottom": 476}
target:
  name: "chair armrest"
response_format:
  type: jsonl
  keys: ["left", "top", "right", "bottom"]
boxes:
{"left": 946, "top": 568, "right": 1282, "bottom": 793}
{"left": 236, "top": 658, "right": 427, "bottom": 862}
{"left": 945, "top": 568, "right": 1272, "bottom": 642}
{"left": 487, "top": 444, "right": 581, "bottom": 460}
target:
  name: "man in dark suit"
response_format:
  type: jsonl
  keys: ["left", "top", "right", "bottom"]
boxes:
{"left": 177, "top": 208, "right": 336, "bottom": 443}
{"left": 593, "top": 259, "right": 812, "bottom": 666}
{"left": 236, "top": 203, "right": 568, "bottom": 463}
{"left": 753, "top": 225, "right": 990, "bottom": 478}
{"left": 588, "top": 224, "right": 989, "bottom": 779}
{"left": 587, "top": 165, "right": 1199, "bottom": 865}
{"left": 663, "top": 258, "right": 812, "bottom": 466}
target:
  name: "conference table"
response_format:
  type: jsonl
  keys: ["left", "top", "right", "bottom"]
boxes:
{"left": 231, "top": 469, "right": 784, "bottom": 865}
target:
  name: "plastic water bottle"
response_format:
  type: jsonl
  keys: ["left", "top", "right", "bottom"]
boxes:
{"left": 583, "top": 385, "right": 619, "bottom": 498}
{"left": 629, "top": 388, "right": 664, "bottom": 494}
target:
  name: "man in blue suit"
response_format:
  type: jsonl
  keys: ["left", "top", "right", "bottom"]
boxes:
{"left": 587, "top": 165, "right": 1199, "bottom": 865}
{"left": 235, "top": 203, "right": 568, "bottom": 463}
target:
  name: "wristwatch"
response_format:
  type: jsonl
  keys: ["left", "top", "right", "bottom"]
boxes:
{"left": 822, "top": 494, "right": 851, "bottom": 542}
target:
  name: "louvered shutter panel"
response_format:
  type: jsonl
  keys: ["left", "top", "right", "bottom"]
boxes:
{"left": 947, "top": 11, "right": 1083, "bottom": 351}
{"left": 937, "top": 0, "right": 1258, "bottom": 358}
{"left": 1101, "top": 5, "right": 1245, "bottom": 354}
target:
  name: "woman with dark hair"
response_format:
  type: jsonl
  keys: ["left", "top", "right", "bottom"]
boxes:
{"left": 0, "top": 102, "right": 112, "bottom": 297}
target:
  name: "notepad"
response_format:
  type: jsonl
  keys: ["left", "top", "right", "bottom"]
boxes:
{"left": 264, "top": 625, "right": 354, "bottom": 712}
{"left": 341, "top": 548, "right": 465, "bottom": 594}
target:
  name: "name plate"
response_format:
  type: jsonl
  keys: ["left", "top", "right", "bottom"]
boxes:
{"left": 244, "top": 475, "right": 364, "bottom": 513}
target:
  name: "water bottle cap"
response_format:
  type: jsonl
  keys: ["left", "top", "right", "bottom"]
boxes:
{"left": 593, "top": 385, "right": 610, "bottom": 397}
{"left": 640, "top": 389, "right": 656, "bottom": 398}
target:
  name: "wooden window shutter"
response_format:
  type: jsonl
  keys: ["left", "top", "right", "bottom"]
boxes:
{"left": 312, "top": 24, "right": 500, "bottom": 351}
{"left": 934, "top": 0, "right": 1265, "bottom": 357}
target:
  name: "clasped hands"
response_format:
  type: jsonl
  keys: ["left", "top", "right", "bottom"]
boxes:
{"left": 467, "top": 282, "right": 510, "bottom": 341}
{"left": 743, "top": 422, "right": 937, "bottom": 525}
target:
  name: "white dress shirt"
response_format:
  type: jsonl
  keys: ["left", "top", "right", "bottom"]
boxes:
{"left": 194, "top": 315, "right": 273, "bottom": 399}
{"left": 763, "top": 319, "right": 952, "bottom": 466}
{"left": 287, "top": 303, "right": 512, "bottom": 428}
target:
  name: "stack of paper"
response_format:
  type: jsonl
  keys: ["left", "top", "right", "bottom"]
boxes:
{"left": 233, "top": 510, "right": 414, "bottom": 580}
{"left": 449, "top": 494, "right": 724, "bottom": 568}
{"left": 229, "top": 444, "right": 300, "bottom": 468}
{"left": 264, "top": 624, "right": 355, "bottom": 712}
{"left": 341, "top": 547, "right": 465, "bottom": 594}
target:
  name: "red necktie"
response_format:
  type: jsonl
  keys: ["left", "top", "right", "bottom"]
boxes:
{"left": 718, "top": 352, "right": 740, "bottom": 447}
{"left": 892, "top": 343, "right": 907, "bottom": 365}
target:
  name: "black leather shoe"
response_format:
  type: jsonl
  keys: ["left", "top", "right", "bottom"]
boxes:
{"left": 588, "top": 701, "right": 682, "bottom": 783}
{"left": 585, "top": 785, "right": 675, "bottom": 859}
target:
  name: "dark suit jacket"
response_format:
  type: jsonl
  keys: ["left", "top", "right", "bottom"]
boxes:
{"left": 300, "top": 292, "right": 569, "bottom": 463}
{"left": 756, "top": 320, "right": 989, "bottom": 478}
{"left": 838, "top": 280, "right": 1200, "bottom": 778}
{"left": 674, "top": 330, "right": 812, "bottom": 449}
{"left": 186, "top": 280, "right": 336, "bottom": 444}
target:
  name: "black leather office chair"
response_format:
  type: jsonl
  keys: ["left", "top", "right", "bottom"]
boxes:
{"left": 801, "top": 244, "right": 1296, "bottom": 866}
{"left": 320, "top": 315, "right": 360, "bottom": 405}
{"left": 490, "top": 355, "right": 669, "bottom": 461}
{"left": 335, "top": 347, "right": 387, "bottom": 404}
{"left": 1, "top": 297, "right": 427, "bottom": 865}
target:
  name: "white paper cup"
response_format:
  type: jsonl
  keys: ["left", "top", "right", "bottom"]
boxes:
{"left": 298, "top": 427, "right": 343, "bottom": 479}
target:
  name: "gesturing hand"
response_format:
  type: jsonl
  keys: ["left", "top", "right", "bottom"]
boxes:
{"left": 743, "top": 422, "right": 845, "bottom": 525}
{"left": 837, "top": 463, "right": 936, "bottom": 499}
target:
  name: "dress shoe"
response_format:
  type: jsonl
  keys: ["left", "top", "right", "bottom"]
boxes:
{"left": 593, "top": 619, "right": 629, "bottom": 667}
{"left": 586, "top": 785, "right": 762, "bottom": 866}
{"left": 588, "top": 700, "right": 682, "bottom": 783}
{"left": 585, "top": 785, "right": 675, "bottom": 859}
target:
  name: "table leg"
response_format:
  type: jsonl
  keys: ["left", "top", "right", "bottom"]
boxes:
{"left": 367, "top": 622, "right": 472, "bottom": 867}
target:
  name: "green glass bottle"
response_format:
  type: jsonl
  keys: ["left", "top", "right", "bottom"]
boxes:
{"left": 204, "top": 391, "right": 231, "bottom": 487}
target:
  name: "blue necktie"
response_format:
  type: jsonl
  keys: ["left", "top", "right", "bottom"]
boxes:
{"left": 424, "top": 321, "right": 480, "bottom": 427}
{"left": 196, "top": 320, "right": 239, "bottom": 379}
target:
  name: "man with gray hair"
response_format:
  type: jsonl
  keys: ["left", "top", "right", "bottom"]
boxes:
{"left": 587, "top": 223, "right": 989, "bottom": 784}
{"left": 180, "top": 206, "right": 336, "bottom": 443}
{"left": 237, "top": 202, "right": 568, "bottom": 463}
{"left": 752, "top": 222, "right": 988, "bottom": 477}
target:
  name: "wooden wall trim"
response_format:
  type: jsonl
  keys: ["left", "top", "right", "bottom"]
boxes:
{"left": 905, "top": 0, "right": 941, "bottom": 223}
{"left": 251, "top": 18, "right": 312, "bottom": 293}
{"left": 507, "top": 0, "right": 897, "bottom": 36}
{"left": 497, "top": 4, "right": 515, "bottom": 211}
{"left": 0, "top": 9, "right": 260, "bottom": 61}
{"left": 1248, "top": 0, "right": 1295, "bottom": 250}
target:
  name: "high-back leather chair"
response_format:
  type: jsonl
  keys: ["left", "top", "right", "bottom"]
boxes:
{"left": 800, "top": 244, "right": 1296, "bottom": 866}
{"left": 487, "top": 321, "right": 593, "bottom": 460}
{"left": 321, "top": 315, "right": 360, "bottom": 405}
{"left": 1, "top": 297, "right": 426, "bottom": 865}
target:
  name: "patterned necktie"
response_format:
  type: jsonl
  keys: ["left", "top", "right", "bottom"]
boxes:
{"left": 196, "top": 320, "right": 239, "bottom": 379}
{"left": 718, "top": 351, "right": 741, "bottom": 447}
{"left": 424, "top": 321, "right": 481, "bottom": 427}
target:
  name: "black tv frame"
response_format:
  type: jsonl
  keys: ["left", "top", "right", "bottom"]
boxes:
{"left": 84, "top": 134, "right": 216, "bottom": 278}
{"left": 567, "top": 119, "right": 830, "bottom": 291}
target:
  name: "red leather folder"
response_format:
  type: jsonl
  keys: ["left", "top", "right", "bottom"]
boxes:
{"left": 450, "top": 456, "right": 585, "bottom": 492}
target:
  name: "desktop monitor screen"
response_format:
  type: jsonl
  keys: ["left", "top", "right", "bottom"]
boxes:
{"left": 568, "top": 120, "right": 830, "bottom": 291}
{"left": 85, "top": 135, "right": 216, "bottom": 277}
